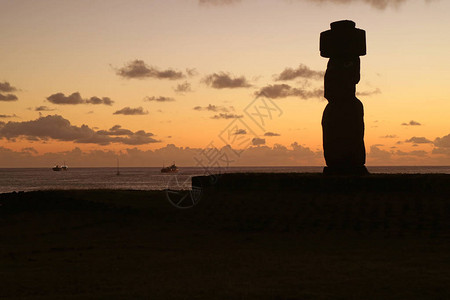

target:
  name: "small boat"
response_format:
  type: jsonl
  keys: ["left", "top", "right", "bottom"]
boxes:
{"left": 61, "top": 161, "right": 68, "bottom": 171}
{"left": 161, "top": 163, "right": 179, "bottom": 173}
{"left": 52, "top": 165, "right": 62, "bottom": 171}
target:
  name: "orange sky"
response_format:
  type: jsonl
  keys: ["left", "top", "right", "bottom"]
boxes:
{"left": 1, "top": 0, "right": 450, "bottom": 167}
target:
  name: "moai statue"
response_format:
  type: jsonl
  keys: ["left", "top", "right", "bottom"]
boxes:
{"left": 320, "top": 20, "right": 369, "bottom": 175}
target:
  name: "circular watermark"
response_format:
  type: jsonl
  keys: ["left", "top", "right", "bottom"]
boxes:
{"left": 165, "top": 175, "right": 202, "bottom": 209}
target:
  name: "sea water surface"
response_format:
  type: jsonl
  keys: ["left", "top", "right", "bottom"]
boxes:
{"left": 1, "top": 166, "right": 450, "bottom": 193}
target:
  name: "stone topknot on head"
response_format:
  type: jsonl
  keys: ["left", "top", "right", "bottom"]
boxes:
{"left": 330, "top": 20, "right": 355, "bottom": 31}
{"left": 320, "top": 20, "right": 366, "bottom": 58}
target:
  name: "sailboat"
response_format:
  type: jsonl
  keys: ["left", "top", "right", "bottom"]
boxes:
{"left": 61, "top": 161, "right": 68, "bottom": 171}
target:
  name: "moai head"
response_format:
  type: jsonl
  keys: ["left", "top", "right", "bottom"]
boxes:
{"left": 324, "top": 57, "right": 360, "bottom": 101}
{"left": 320, "top": 20, "right": 366, "bottom": 58}
{"left": 320, "top": 20, "right": 366, "bottom": 102}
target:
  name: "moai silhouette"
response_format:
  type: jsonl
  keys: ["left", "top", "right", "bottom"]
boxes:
{"left": 320, "top": 20, "right": 369, "bottom": 175}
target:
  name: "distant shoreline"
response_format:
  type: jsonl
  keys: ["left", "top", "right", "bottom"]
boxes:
{"left": 2, "top": 171, "right": 450, "bottom": 195}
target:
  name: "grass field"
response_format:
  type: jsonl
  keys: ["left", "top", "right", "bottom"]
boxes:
{"left": 1, "top": 174, "right": 450, "bottom": 299}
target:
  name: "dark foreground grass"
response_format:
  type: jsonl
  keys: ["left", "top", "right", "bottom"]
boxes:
{"left": 1, "top": 174, "right": 450, "bottom": 299}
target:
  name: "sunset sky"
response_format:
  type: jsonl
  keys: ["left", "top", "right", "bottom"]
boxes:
{"left": 1, "top": 0, "right": 450, "bottom": 167}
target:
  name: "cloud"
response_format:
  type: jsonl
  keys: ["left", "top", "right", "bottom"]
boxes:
{"left": 0, "top": 114, "right": 18, "bottom": 118}
{"left": 174, "top": 81, "right": 192, "bottom": 93}
{"left": 256, "top": 84, "right": 323, "bottom": 99}
{"left": 434, "top": 134, "right": 450, "bottom": 148}
{"left": 275, "top": 64, "right": 323, "bottom": 81}
{"left": 431, "top": 134, "right": 450, "bottom": 158}
{"left": 380, "top": 134, "right": 398, "bottom": 138}
{"left": 205, "top": 0, "right": 434, "bottom": 10}
{"left": 364, "top": 144, "right": 450, "bottom": 165}
{"left": 356, "top": 88, "right": 381, "bottom": 96}
{"left": 193, "top": 104, "right": 232, "bottom": 112}
{"left": 395, "top": 150, "right": 428, "bottom": 157}
{"left": 47, "top": 92, "right": 84, "bottom": 105}
{"left": 0, "top": 81, "right": 19, "bottom": 101}
{"left": 234, "top": 129, "right": 247, "bottom": 135}
{"left": 252, "top": 138, "right": 266, "bottom": 146}
{"left": 46, "top": 92, "right": 114, "bottom": 106}
{"left": 264, "top": 132, "right": 281, "bottom": 137}
{"left": 34, "top": 106, "right": 55, "bottom": 111}
{"left": 144, "top": 96, "right": 175, "bottom": 102}
{"left": 290, "top": 142, "right": 318, "bottom": 158}
{"left": 0, "top": 81, "right": 17, "bottom": 92}
{"left": 405, "top": 136, "right": 432, "bottom": 144}
{"left": 5, "top": 137, "right": 450, "bottom": 168}
{"left": 431, "top": 147, "right": 450, "bottom": 156}
{"left": 96, "top": 125, "right": 134, "bottom": 136}
{"left": 0, "top": 93, "right": 18, "bottom": 101}
{"left": 231, "top": 142, "right": 322, "bottom": 166}
{"left": 22, "top": 147, "right": 38, "bottom": 154}
{"left": 303, "top": 0, "right": 426, "bottom": 10}
{"left": 0, "top": 144, "right": 194, "bottom": 167}
{"left": 401, "top": 120, "right": 421, "bottom": 126}
{"left": 198, "top": 0, "right": 424, "bottom": 10}
{"left": 186, "top": 68, "right": 198, "bottom": 77}
{"left": 211, "top": 113, "right": 243, "bottom": 119}
{"left": 0, "top": 115, "right": 158, "bottom": 145}
{"left": 199, "top": 0, "right": 242, "bottom": 5}
{"left": 85, "top": 96, "right": 114, "bottom": 106}
{"left": 203, "top": 72, "right": 252, "bottom": 89}
{"left": 116, "top": 60, "right": 184, "bottom": 80}
{"left": 367, "top": 145, "right": 392, "bottom": 162}
{"left": 113, "top": 107, "right": 148, "bottom": 115}
{"left": 115, "top": 130, "right": 158, "bottom": 145}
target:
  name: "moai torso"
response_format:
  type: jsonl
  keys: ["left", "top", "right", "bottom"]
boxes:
{"left": 320, "top": 20, "right": 368, "bottom": 174}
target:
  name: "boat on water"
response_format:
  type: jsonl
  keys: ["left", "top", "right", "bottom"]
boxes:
{"left": 161, "top": 163, "right": 179, "bottom": 173}
{"left": 53, "top": 162, "right": 68, "bottom": 171}
{"left": 52, "top": 165, "right": 62, "bottom": 171}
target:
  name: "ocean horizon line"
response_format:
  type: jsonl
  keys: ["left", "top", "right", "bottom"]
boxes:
{"left": 1, "top": 165, "right": 450, "bottom": 169}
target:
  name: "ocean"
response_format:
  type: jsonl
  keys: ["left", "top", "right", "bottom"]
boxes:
{"left": 1, "top": 166, "right": 450, "bottom": 194}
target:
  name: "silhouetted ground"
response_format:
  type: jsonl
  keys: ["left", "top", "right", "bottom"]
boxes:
{"left": 1, "top": 173, "right": 450, "bottom": 299}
